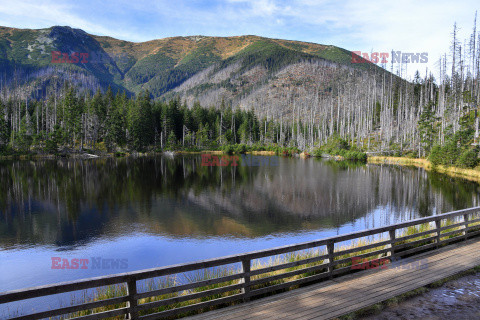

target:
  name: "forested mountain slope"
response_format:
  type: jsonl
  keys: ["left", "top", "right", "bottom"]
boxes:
{"left": 0, "top": 23, "right": 478, "bottom": 157}
{"left": 0, "top": 25, "right": 386, "bottom": 107}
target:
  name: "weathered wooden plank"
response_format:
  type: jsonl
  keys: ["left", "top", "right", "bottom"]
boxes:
{"left": 464, "top": 213, "right": 470, "bottom": 240}
{"left": 317, "top": 255, "right": 480, "bottom": 320}
{"left": 68, "top": 307, "right": 129, "bottom": 320}
{"left": 233, "top": 243, "right": 480, "bottom": 320}
{"left": 190, "top": 239, "right": 480, "bottom": 320}
{"left": 275, "top": 262, "right": 468, "bottom": 319}
{"left": 326, "top": 240, "right": 335, "bottom": 278}
{"left": 439, "top": 234, "right": 465, "bottom": 245}
{"left": 248, "top": 271, "right": 331, "bottom": 298}
{"left": 241, "top": 258, "right": 251, "bottom": 302}
{"left": 302, "top": 264, "right": 480, "bottom": 320}
{"left": 467, "top": 229, "right": 480, "bottom": 237}
{"left": 186, "top": 241, "right": 480, "bottom": 320}
{"left": 139, "top": 293, "right": 243, "bottom": 320}
{"left": 127, "top": 278, "right": 139, "bottom": 320}
{"left": 466, "top": 216, "right": 480, "bottom": 224}
{"left": 8, "top": 296, "right": 129, "bottom": 320}
{"left": 0, "top": 276, "right": 130, "bottom": 304}
{"left": 331, "top": 247, "right": 391, "bottom": 267}
{"left": 395, "top": 228, "right": 437, "bottom": 242}
{"left": 212, "top": 256, "right": 476, "bottom": 320}
{"left": 397, "top": 242, "right": 438, "bottom": 257}
{"left": 249, "top": 254, "right": 328, "bottom": 277}
{"left": 435, "top": 218, "right": 442, "bottom": 249}
{"left": 165, "top": 240, "right": 472, "bottom": 320}
{"left": 333, "top": 239, "right": 392, "bottom": 257}
{"left": 135, "top": 273, "right": 243, "bottom": 299}
{"left": 394, "top": 236, "right": 436, "bottom": 250}
{"left": 440, "top": 230, "right": 465, "bottom": 240}
{"left": 181, "top": 279, "right": 337, "bottom": 320}
{"left": 249, "top": 263, "right": 328, "bottom": 287}
{"left": 389, "top": 229, "right": 396, "bottom": 259}
{"left": 136, "top": 283, "right": 244, "bottom": 311}
{"left": 132, "top": 256, "right": 244, "bottom": 281}
{"left": 438, "top": 220, "right": 468, "bottom": 232}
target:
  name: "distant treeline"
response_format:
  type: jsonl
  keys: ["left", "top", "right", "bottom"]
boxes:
{"left": 0, "top": 86, "right": 318, "bottom": 154}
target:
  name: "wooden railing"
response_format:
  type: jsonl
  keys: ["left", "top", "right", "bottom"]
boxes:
{"left": 2, "top": 207, "right": 480, "bottom": 320}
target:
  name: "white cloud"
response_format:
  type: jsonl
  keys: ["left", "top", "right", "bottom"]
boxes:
{"left": 0, "top": 0, "right": 478, "bottom": 79}
{"left": 226, "top": 0, "right": 279, "bottom": 16}
{"left": 0, "top": 0, "right": 140, "bottom": 40}
{"left": 255, "top": 0, "right": 479, "bottom": 79}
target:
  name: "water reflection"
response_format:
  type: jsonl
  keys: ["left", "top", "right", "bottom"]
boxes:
{"left": 1, "top": 156, "right": 479, "bottom": 249}
{"left": 1, "top": 155, "right": 480, "bottom": 294}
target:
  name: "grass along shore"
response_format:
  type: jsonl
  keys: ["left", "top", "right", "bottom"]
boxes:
{"left": 368, "top": 156, "right": 480, "bottom": 183}
{"left": 0, "top": 143, "right": 297, "bottom": 160}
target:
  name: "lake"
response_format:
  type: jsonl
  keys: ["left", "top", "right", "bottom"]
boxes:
{"left": 1, "top": 155, "right": 479, "bottom": 296}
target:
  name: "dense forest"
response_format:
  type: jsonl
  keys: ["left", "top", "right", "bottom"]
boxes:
{"left": 0, "top": 15, "right": 480, "bottom": 169}
{"left": 0, "top": 86, "right": 297, "bottom": 154}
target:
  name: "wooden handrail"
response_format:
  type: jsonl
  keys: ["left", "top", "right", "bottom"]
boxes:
{"left": 1, "top": 206, "right": 479, "bottom": 320}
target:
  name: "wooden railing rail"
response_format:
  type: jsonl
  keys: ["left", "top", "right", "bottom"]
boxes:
{"left": 1, "top": 207, "right": 480, "bottom": 320}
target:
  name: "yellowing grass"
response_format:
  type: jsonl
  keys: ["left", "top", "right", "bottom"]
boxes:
{"left": 368, "top": 156, "right": 480, "bottom": 183}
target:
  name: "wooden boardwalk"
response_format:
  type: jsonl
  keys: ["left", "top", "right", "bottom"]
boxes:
{"left": 187, "top": 238, "right": 480, "bottom": 320}
{"left": 2, "top": 207, "right": 480, "bottom": 320}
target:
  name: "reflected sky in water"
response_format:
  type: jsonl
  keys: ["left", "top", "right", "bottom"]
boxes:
{"left": 1, "top": 155, "right": 479, "bottom": 292}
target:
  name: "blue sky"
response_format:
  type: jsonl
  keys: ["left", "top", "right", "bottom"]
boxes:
{"left": 0, "top": 0, "right": 478, "bottom": 79}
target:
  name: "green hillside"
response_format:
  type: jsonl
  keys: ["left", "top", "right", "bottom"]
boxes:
{"left": 0, "top": 25, "right": 389, "bottom": 100}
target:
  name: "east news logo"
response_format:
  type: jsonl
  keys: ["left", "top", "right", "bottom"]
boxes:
{"left": 51, "top": 257, "right": 128, "bottom": 269}
{"left": 51, "top": 51, "right": 89, "bottom": 64}
{"left": 351, "top": 257, "right": 429, "bottom": 270}
{"left": 352, "top": 51, "right": 428, "bottom": 64}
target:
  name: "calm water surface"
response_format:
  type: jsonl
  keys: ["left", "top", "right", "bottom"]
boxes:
{"left": 1, "top": 155, "right": 479, "bottom": 295}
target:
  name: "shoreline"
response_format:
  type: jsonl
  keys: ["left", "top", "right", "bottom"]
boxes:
{"left": 0, "top": 150, "right": 281, "bottom": 160}
{"left": 368, "top": 156, "right": 480, "bottom": 183}
{"left": 4, "top": 153, "right": 480, "bottom": 184}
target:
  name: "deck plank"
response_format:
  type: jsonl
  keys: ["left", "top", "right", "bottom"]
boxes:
{"left": 185, "top": 238, "right": 480, "bottom": 320}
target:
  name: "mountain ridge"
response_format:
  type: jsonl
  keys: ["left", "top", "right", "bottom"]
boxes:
{"left": 0, "top": 25, "right": 395, "bottom": 120}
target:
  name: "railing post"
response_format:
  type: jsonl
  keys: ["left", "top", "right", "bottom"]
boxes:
{"left": 389, "top": 228, "right": 396, "bottom": 261}
{"left": 435, "top": 218, "right": 442, "bottom": 249}
{"left": 327, "top": 240, "right": 335, "bottom": 279}
{"left": 127, "top": 278, "right": 138, "bottom": 320}
{"left": 241, "top": 258, "right": 251, "bottom": 302}
{"left": 464, "top": 213, "right": 470, "bottom": 240}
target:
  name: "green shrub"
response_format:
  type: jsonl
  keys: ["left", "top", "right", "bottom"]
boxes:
{"left": 234, "top": 144, "right": 248, "bottom": 154}
{"left": 321, "top": 135, "right": 349, "bottom": 154}
{"left": 404, "top": 151, "right": 417, "bottom": 159}
{"left": 45, "top": 139, "right": 58, "bottom": 154}
{"left": 0, "top": 144, "right": 13, "bottom": 156}
{"left": 312, "top": 148, "right": 323, "bottom": 157}
{"left": 280, "top": 146, "right": 299, "bottom": 156}
{"left": 456, "top": 149, "right": 478, "bottom": 168}
{"left": 428, "top": 141, "right": 460, "bottom": 167}
{"left": 428, "top": 145, "right": 442, "bottom": 166}
{"left": 312, "top": 146, "right": 366, "bottom": 162}
{"left": 343, "top": 150, "right": 367, "bottom": 162}
{"left": 222, "top": 145, "right": 235, "bottom": 155}
{"left": 220, "top": 144, "right": 248, "bottom": 154}
{"left": 442, "top": 141, "right": 459, "bottom": 165}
